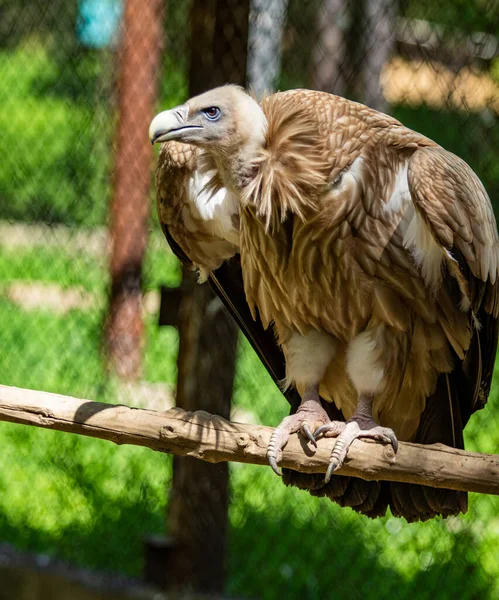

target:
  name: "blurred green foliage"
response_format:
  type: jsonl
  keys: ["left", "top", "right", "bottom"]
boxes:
{"left": 402, "top": 0, "right": 499, "bottom": 35}
{"left": 0, "top": 38, "right": 187, "bottom": 227}
{"left": 0, "top": 42, "right": 111, "bottom": 226}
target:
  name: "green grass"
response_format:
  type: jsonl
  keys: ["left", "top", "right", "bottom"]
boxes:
{"left": 0, "top": 417, "right": 170, "bottom": 574}
{"left": 2, "top": 240, "right": 499, "bottom": 599}
{"left": 0, "top": 37, "right": 189, "bottom": 229}
{"left": 0, "top": 40, "right": 111, "bottom": 226}
{"left": 0, "top": 295, "right": 173, "bottom": 574}
{"left": 0, "top": 234, "right": 181, "bottom": 294}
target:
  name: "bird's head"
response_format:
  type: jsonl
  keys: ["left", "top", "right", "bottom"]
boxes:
{"left": 149, "top": 85, "right": 267, "bottom": 164}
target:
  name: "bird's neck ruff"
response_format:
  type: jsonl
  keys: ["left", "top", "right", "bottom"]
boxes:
{"left": 202, "top": 98, "right": 332, "bottom": 232}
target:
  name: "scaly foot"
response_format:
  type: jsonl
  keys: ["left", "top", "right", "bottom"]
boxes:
{"left": 315, "top": 416, "right": 398, "bottom": 483}
{"left": 268, "top": 393, "right": 341, "bottom": 476}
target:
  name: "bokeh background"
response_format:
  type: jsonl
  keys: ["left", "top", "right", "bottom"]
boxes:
{"left": 1, "top": 0, "right": 499, "bottom": 598}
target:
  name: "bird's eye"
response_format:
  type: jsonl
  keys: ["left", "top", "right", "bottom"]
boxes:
{"left": 331, "top": 173, "right": 343, "bottom": 188}
{"left": 203, "top": 107, "right": 221, "bottom": 121}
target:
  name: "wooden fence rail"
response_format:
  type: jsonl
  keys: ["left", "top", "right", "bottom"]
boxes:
{"left": 1, "top": 384, "right": 499, "bottom": 496}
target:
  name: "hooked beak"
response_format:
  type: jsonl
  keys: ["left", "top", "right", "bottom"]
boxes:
{"left": 149, "top": 105, "right": 202, "bottom": 144}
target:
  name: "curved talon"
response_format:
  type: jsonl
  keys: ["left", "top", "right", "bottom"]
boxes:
{"left": 387, "top": 432, "right": 398, "bottom": 453}
{"left": 266, "top": 397, "right": 333, "bottom": 476}
{"left": 314, "top": 421, "right": 345, "bottom": 440}
{"left": 267, "top": 429, "right": 283, "bottom": 476}
{"left": 269, "top": 455, "right": 282, "bottom": 477}
{"left": 314, "top": 424, "right": 329, "bottom": 440}
{"left": 325, "top": 461, "right": 336, "bottom": 484}
{"left": 301, "top": 423, "right": 317, "bottom": 447}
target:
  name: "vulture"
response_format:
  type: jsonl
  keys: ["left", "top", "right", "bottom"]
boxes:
{"left": 149, "top": 86, "right": 499, "bottom": 521}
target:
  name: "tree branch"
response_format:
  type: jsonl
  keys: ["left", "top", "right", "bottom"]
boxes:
{"left": 1, "top": 384, "right": 498, "bottom": 495}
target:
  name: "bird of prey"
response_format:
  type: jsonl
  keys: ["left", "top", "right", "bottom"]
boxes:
{"left": 150, "top": 86, "right": 499, "bottom": 521}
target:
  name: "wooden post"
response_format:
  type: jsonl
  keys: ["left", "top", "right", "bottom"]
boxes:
{"left": 150, "top": 0, "right": 250, "bottom": 594}
{"left": 166, "top": 283, "right": 238, "bottom": 592}
{"left": 106, "top": 0, "right": 164, "bottom": 379}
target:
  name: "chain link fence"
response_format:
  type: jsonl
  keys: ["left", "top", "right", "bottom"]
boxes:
{"left": 1, "top": 0, "right": 499, "bottom": 598}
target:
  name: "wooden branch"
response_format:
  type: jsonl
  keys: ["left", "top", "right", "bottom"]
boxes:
{"left": 1, "top": 384, "right": 499, "bottom": 495}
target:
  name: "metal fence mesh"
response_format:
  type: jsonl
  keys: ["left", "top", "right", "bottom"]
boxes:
{"left": 1, "top": 0, "right": 499, "bottom": 598}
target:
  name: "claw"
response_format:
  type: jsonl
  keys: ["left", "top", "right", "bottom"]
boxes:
{"left": 301, "top": 423, "right": 317, "bottom": 447}
{"left": 269, "top": 455, "right": 282, "bottom": 477}
{"left": 387, "top": 432, "right": 399, "bottom": 453}
{"left": 325, "top": 460, "right": 336, "bottom": 484}
{"left": 314, "top": 424, "right": 329, "bottom": 440}
{"left": 323, "top": 420, "right": 399, "bottom": 483}
{"left": 314, "top": 421, "right": 345, "bottom": 440}
{"left": 267, "top": 429, "right": 283, "bottom": 476}
{"left": 266, "top": 400, "right": 332, "bottom": 476}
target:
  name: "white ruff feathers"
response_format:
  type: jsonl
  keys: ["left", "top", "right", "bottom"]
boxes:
{"left": 189, "top": 170, "right": 239, "bottom": 246}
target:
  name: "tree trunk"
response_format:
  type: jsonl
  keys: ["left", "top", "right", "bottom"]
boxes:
{"left": 164, "top": 0, "right": 250, "bottom": 593}
{"left": 166, "top": 279, "right": 238, "bottom": 592}
{"left": 311, "top": 0, "right": 397, "bottom": 110}
{"left": 361, "top": 0, "right": 398, "bottom": 113}
{"left": 311, "top": 0, "right": 350, "bottom": 95}
{"left": 247, "top": 0, "right": 289, "bottom": 98}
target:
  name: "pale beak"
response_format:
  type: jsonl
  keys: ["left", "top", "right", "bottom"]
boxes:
{"left": 148, "top": 105, "right": 201, "bottom": 144}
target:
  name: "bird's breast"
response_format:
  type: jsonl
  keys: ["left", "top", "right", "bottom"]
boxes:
{"left": 241, "top": 215, "right": 374, "bottom": 341}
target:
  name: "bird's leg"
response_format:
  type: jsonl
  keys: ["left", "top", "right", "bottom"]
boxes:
{"left": 315, "top": 394, "right": 398, "bottom": 483}
{"left": 268, "top": 329, "right": 339, "bottom": 475}
{"left": 267, "top": 385, "right": 344, "bottom": 476}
